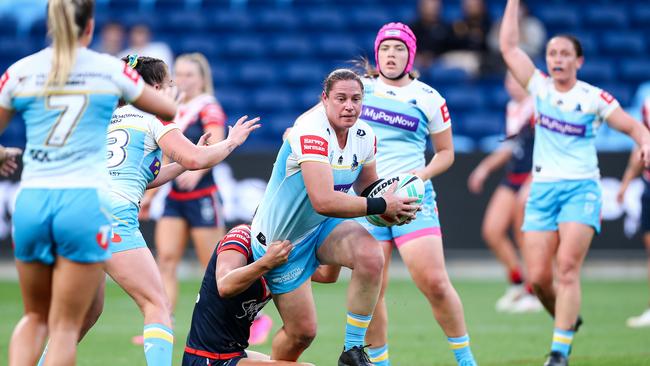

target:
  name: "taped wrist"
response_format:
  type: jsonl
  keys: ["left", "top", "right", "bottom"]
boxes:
{"left": 366, "top": 197, "right": 387, "bottom": 215}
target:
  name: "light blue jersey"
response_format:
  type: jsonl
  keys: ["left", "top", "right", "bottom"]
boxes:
{"left": 109, "top": 104, "right": 178, "bottom": 205}
{"left": 0, "top": 47, "right": 145, "bottom": 189}
{"left": 359, "top": 77, "right": 451, "bottom": 178}
{"left": 356, "top": 77, "right": 450, "bottom": 243}
{"left": 251, "top": 105, "right": 376, "bottom": 293}
{"left": 527, "top": 69, "right": 619, "bottom": 181}
{"left": 0, "top": 47, "right": 145, "bottom": 263}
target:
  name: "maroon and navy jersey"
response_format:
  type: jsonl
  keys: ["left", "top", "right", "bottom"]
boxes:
{"left": 170, "top": 94, "right": 226, "bottom": 199}
{"left": 184, "top": 224, "right": 271, "bottom": 356}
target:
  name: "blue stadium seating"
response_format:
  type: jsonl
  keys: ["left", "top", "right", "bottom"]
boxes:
{"left": 1, "top": 0, "right": 648, "bottom": 152}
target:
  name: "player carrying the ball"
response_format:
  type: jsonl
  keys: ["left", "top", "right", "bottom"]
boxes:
{"left": 500, "top": 0, "right": 650, "bottom": 365}
{"left": 251, "top": 69, "right": 418, "bottom": 366}
{"left": 356, "top": 22, "right": 477, "bottom": 366}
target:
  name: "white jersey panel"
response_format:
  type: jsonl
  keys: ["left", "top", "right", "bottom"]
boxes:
{"left": 0, "top": 47, "right": 145, "bottom": 189}
{"left": 252, "top": 105, "right": 375, "bottom": 244}
{"left": 108, "top": 104, "right": 178, "bottom": 205}
{"left": 526, "top": 69, "right": 619, "bottom": 181}
{"left": 360, "top": 77, "right": 450, "bottom": 178}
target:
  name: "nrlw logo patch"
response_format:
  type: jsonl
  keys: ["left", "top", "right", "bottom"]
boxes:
{"left": 600, "top": 90, "right": 615, "bottom": 104}
{"left": 538, "top": 113, "right": 586, "bottom": 137}
{"left": 300, "top": 135, "right": 328, "bottom": 157}
{"left": 361, "top": 106, "right": 419, "bottom": 132}
{"left": 440, "top": 103, "right": 450, "bottom": 123}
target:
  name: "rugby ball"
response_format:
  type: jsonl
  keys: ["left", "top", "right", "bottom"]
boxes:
{"left": 362, "top": 174, "right": 425, "bottom": 227}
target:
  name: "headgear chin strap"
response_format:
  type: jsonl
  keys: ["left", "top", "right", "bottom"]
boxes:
{"left": 374, "top": 22, "right": 417, "bottom": 80}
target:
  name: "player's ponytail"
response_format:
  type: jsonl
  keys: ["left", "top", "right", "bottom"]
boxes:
{"left": 46, "top": 0, "right": 95, "bottom": 89}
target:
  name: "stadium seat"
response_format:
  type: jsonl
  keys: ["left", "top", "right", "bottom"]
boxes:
{"left": 630, "top": 4, "right": 650, "bottom": 28}
{"left": 347, "top": 7, "right": 391, "bottom": 31}
{"left": 302, "top": 8, "right": 345, "bottom": 31}
{"left": 316, "top": 35, "right": 362, "bottom": 59}
{"left": 570, "top": 31, "right": 598, "bottom": 56}
{"left": 0, "top": 15, "right": 17, "bottom": 37}
{"left": 237, "top": 62, "right": 278, "bottom": 85}
{"left": 299, "top": 87, "right": 323, "bottom": 111}
{"left": 209, "top": 8, "right": 254, "bottom": 31}
{"left": 534, "top": 5, "right": 580, "bottom": 31}
{"left": 427, "top": 66, "right": 471, "bottom": 85}
{"left": 224, "top": 35, "right": 266, "bottom": 57}
{"left": 256, "top": 9, "right": 300, "bottom": 31}
{"left": 460, "top": 112, "right": 505, "bottom": 138}
{"left": 618, "top": 59, "right": 650, "bottom": 83}
{"left": 163, "top": 10, "right": 208, "bottom": 32}
{"left": 211, "top": 62, "right": 232, "bottom": 85}
{"left": 578, "top": 59, "right": 616, "bottom": 83}
{"left": 286, "top": 62, "right": 326, "bottom": 86}
{"left": 254, "top": 89, "right": 294, "bottom": 116}
{"left": 601, "top": 32, "right": 646, "bottom": 56}
{"left": 215, "top": 88, "right": 248, "bottom": 112}
{"left": 269, "top": 35, "right": 313, "bottom": 58}
{"left": 451, "top": 134, "right": 476, "bottom": 153}
{"left": 486, "top": 86, "right": 510, "bottom": 110}
{"left": 178, "top": 37, "right": 221, "bottom": 59}
{"left": 583, "top": 5, "right": 629, "bottom": 29}
{"left": 443, "top": 87, "right": 486, "bottom": 112}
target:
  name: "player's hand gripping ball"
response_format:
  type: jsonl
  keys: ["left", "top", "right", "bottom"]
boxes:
{"left": 362, "top": 173, "right": 424, "bottom": 227}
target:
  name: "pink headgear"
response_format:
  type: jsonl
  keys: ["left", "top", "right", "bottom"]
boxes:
{"left": 374, "top": 22, "right": 417, "bottom": 76}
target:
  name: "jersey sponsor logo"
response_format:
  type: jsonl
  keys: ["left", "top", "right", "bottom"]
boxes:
{"left": 440, "top": 103, "right": 450, "bottom": 123}
{"left": 334, "top": 182, "right": 353, "bottom": 193}
{"left": 538, "top": 113, "right": 586, "bottom": 137}
{"left": 300, "top": 135, "right": 328, "bottom": 156}
{"left": 271, "top": 266, "right": 303, "bottom": 284}
{"left": 600, "top": 90, "right": 615, "bottom": 104}
{"left": 360, "top": 106, "right": 419, "bottom": 132}
{"left": 351, "top": 154, "right": 359, "bottom": 171}
{"left": 148, "top": 157, "right": 161, "bottom": 177}
{"left": 236, "top": 298, "right": 272, "bottom": 322}
{"left": 122, "top": 63, "right": 140, "bottom": 84}
{"left": 356, "top": 128, "right": 366, "bottom": 137}
{"left": 0, "top": 71, "right": 9, "bottom": 94}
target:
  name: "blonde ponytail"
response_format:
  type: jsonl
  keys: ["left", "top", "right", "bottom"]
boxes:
{"left": 46, "top": 0, "right": 81, "bottom": 89}
{"left": 176, "top": 53, "right": 214, "bottom": 95}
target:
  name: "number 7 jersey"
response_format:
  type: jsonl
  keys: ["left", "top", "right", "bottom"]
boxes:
{"left": 0, "top": 47, "right": 145, "bottom": 189}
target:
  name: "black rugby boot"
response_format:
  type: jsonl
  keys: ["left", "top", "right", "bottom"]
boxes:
{"left": 338, "top": 345, "right": 373, "bottom": 366}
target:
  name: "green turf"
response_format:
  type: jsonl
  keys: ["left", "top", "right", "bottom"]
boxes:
{"left": 1, "top": 279, "right": 649, "bottom": 365}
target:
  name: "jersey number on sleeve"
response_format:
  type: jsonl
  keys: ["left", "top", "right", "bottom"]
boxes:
{"left": 107, "top": 129, "right": 130, "bottom": 168}
{"left": 44, "top": 94, "right": 88, "bottom": 147}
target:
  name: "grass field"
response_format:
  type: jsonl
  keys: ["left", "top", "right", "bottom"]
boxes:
{"left": 1, "top": 279, "right": 649, "bottom": 366}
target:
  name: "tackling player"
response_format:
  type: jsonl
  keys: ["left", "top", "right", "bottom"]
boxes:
{"left": 500, "top": 0, "right": 650, "bottom": 364}
{"left": 182, "top": 224, "right": 315, "bottom": 366}
{"left": 251, "top": 69, "right": 418, "bottom": 365}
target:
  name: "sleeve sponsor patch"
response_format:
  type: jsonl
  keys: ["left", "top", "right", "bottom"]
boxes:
{"left": 122, "top": 63, "right": 141, "bottom": 85}
{"left": 600, "top": 90, "right": 615, "bottom": 104}
{"left": 217, "top": 226, "right": 252, "bottom": 255}
{"left": 0, "top": 71, "right": 9, "bottom": 94}
{"left": 440, "top": 103, "right": 450, "bottom": 123}
{"left": 300, "top": 135, "right": 328, "bottom": 157}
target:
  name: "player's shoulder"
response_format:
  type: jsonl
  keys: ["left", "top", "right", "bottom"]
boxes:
{"left": 221, "top": 224, "right": 253, "bottom": 250}
{"left": 408, "top": 79, "right": 445, "bottom": 104}
{"left": 80, "top": 48, "right": 124, "bottom": 70}
{"left": 5, "top": 48, "right": 50, "bottom": 76}
{"left": 294, "top": 104, "right": 329, "bottom": 132}
{"left": 575, "top": 79, "right": 616, "bottom": 105}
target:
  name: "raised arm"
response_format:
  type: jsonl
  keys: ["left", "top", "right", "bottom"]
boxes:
{"left": 499, "top": 0, "right": 536, "bottom": 88}
{"left": 216, "top": 240, "right": 292, "bottom": 298}
{"left": 158, "top": 115, "right": 260, "bottom": 170}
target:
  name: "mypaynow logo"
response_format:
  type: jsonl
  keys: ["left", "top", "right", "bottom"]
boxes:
{"left": 361, "top": 106, "right": 419, "bottom": 131}
{"left": 538, "top": 113, "right": 585, "bottom": 137}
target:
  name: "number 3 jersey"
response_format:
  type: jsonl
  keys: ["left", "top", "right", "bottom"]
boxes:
{"left": 0, "top": 47, "right": 145, "bottom": 189}
{"left": 251, "top": 105, "right": 376, "bottom": 244}
{"left": 108, "top": 104, "right": 179, "bottom": 205}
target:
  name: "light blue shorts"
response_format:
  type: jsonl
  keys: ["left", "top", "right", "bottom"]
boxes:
{"left": 251, "top": 217, "right": 344, "bottom": 294}
{"left": 110, "top": 199, "right": 147, "bottom": 253}
{"left": 357, "top": 181, "right": 441, "bottom": 248}
{"left": 13, "top": 188, "right": 112, "bottom": 264}
{"left": 522, "top": 180, "right": 602, "bottom": 234}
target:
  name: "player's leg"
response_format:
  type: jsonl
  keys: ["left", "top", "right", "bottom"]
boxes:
{"left": 43, "top": 257, "right": 105, "bottom": 366}
{"left": 190, "top": 226, "right": 225, "bottom": 269}
{"left": 106, "top": 247, "right": 174, "bottom": 366}
{"left": 155, "top": 215, "right": 189, "bottom": 312}
{"left": 270, "top": 281, "right": 318, "bottom": 361}
{"left": 9, "top": 261, "right": 52, "bottom": 366}
{"left": 243, "top": 350, "right": 315, "bottom": 365}
{"left": 482, "top": 185, "right": 525, "bottom": 311}
{"left": 397, "top": 235, "right": 476, "bottom": 365}
{"left": 364, "top": 241, "right": 393, "bottom": 366}
{"left": 317, "top": 220, "right": 383, "bottom": 363}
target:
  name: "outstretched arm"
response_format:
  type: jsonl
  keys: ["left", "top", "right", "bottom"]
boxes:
{"left": 216, "top": 240, "right": 292, "bottom": 298}
{"left": 158, "top": 115, "right": 260, "bottom": 170}
{"left": 617, "top": 147, "right": 643, "bottom": 203}
{"left": 607, "top": 107, "right": 650, "bottom": 167}
{"left": 499, "top": 0, "right": 536, "bottom": 88}
{"left": 468, "top": 145, "right": 513, "bottom": 194}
